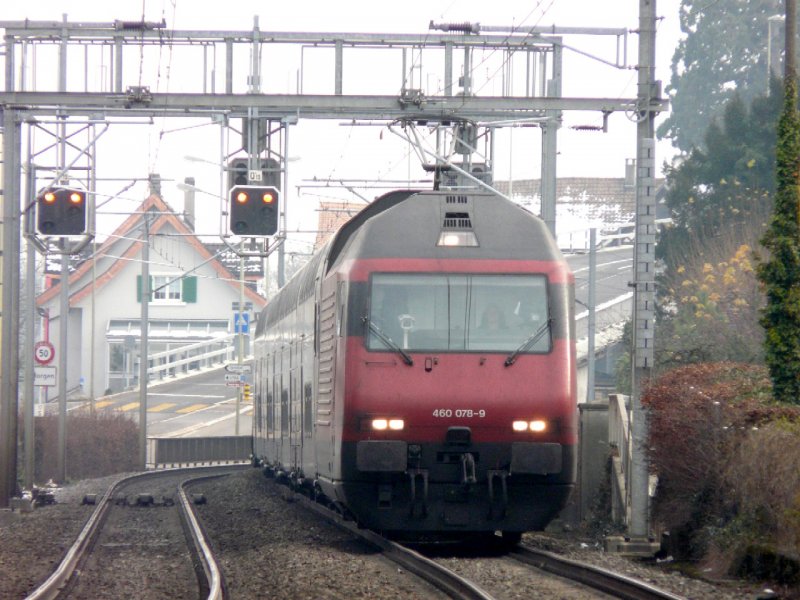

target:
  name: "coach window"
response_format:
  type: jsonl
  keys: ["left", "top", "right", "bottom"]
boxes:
{"left": 367, "top": 273, "right": 549, "bottom": 353}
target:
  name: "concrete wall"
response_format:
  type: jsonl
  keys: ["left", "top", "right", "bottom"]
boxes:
{"left": 578, "top": 401, "right": 610, "bottom": 522}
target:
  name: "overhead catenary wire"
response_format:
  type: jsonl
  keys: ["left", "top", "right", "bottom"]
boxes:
{"left": 149, "top": 0, "right": 180, "bottom": 171}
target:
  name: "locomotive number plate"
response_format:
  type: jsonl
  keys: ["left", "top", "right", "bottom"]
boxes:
{"left": 432, "top": 409, "right": 486, "bottom": 418}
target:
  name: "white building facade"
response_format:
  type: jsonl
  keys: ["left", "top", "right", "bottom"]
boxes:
{"left": 36, "top": 194, "right": 266, "bottom": 398}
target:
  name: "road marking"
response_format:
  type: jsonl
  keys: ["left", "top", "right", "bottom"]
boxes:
{"left": 192, "top": 383, "right": 234, "bottom": 387}
{"left": 575, "top": 292, "right": 634, "bottom": 321}
{"left": 161, "top": 404, "right": 254, "bottom": 438}
{"left": 176, "top": 403, "right": 209, "bottom": 414}
{"left": 153, "top": 398, "right": 236, "bottom": 426}
{"left": 95, "top": 400, "right": 115, "bottom": 409}
{"left": 572, "top": 258, "right": 632, "bottom": 274}
{"left": 149, "top": 403, "right": 177, "bottom": 412}
{"left": 119, "top": 402, "right": 140, "bottom": 412}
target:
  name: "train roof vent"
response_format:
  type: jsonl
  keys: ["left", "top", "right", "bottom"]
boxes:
{"left": 443, "top": 212, "right": 472, "bottom": 229}
{"left": 445, "top": 194, "right": 469, "bottom": 204}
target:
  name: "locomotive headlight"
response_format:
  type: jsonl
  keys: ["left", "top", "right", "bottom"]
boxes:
{"left": 529, "top": 420, "right": 547, "bottom": 432}
{"left": 369, "top": 418, "right": 405, "bottom": 431}
{"left": 512, "top": 420, "right": 548, "bottom": 433}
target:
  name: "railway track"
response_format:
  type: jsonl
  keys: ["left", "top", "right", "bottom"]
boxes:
{"left": 298, "top": 495, "right": 493, "bottom": 600}
{"left": 296, "top": 490, "right": 685, "bottom": 600}
{"left": 286, "top": 473, "right": 690, "bottom": 600}
{"left": 26, "top": 465, "right": 245, "bottom": 600}
{"left": 22, "top": 468, "right": 688, "bottom": 599}
{"left": 509, "top": 545, "right": 686, "bottom": 600}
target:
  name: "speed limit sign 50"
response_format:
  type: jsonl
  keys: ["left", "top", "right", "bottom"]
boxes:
{"left": 34, "top": 341, "right": 55, "bottom": 365}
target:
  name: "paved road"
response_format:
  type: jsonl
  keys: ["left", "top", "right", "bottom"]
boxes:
{"left": 83, "top": 364, "right": 252, "bottom": 438}
{"left": 568, "top": 245, "right": 634, "bottom": 341}
{"left": 569, "top": 245, "right": 633, "bottom": 309}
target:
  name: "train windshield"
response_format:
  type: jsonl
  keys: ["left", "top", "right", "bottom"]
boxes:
{"left": 367, "top": 273, "right": 550, "bottom": 353}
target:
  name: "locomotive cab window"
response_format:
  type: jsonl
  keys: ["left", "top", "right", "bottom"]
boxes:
{"left": 367, "top": 273, "right": 549, "bottom": 353}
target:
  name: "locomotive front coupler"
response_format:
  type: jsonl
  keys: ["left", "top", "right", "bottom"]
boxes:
{"left": 487, "top": 469, "right": 509, "bottom": 519}
{"left": 460, "top": 452, "right": 477, "bottom": 488}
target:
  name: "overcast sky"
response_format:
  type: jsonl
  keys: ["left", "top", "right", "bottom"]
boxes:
{"left": 3, "top": 1, "right": 683, "bottom": 242}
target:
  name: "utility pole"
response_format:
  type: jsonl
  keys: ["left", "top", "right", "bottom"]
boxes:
{"left": 586, "top": 228, "right": 597, "bottom": 403}
{"left": 237, "top": 241, "right": 245, "bottom": 436}
{"left": 628, "top": 0, "right": 659, "bottom": 549}
{"left": 56, "top": 250, "right": 69, "bottom": 482}
{"left": 138, "top": 213, "right": 150, "bottom": 469}
{"left": 768, "top": 15, "right": 786, "bottom": 88}
{"left": 1, "top": 109, "right": 23, "bottom": 506}
{"left": 23, "top": 237, "right": 36, "bottom": 490}
{"left": 787, "top": 0, "right": 796, "bottom": 84}
{"left": 540, "top": 48, "right": 562, "bottom": 237}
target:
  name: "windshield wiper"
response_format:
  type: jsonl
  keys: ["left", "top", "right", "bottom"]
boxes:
{"left": 366, "top": 319, "right": 413, "bottom": 366}
{"left": 504, "top": 318, "right": 552, "bottom": 367}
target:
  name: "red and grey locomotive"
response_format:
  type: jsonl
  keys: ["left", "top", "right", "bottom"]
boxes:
{"left": 252, "top": 189, "right": 577, "bottom": 540}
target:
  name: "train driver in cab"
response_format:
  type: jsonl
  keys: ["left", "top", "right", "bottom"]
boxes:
{"left": 479, "top": 303, "right": 508, "bottom": 331}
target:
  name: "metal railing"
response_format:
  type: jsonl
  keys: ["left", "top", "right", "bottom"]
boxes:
{"left": 147, "top": 334, "right": 238, "bottom": 380}
{"left": 148, "top": 436, "right": 252, "bottom": 469}
{"left": 558, "top": 228, "right": 593, "bottom": 253}
{"left": 607, "top": 393, "right": 631, "bottom": 525}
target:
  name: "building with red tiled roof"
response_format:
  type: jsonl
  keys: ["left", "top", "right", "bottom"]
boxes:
{"left": 312, "top": 178, "right": 666, "bottom": 252}
{"left": 314, "top": 201, "right": 366, "bottom": 249}
{"left": 494, "top": 177, "right": 666, "bottom": 225}
{"left": 36, "top": 193, "right": 267, "bottom": 397}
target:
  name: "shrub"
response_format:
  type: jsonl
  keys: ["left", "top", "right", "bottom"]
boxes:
{"left": 643, "top": 362, "right": 800, "bottom": 568}
{"left": 719, "top": 420, "right": 800, "bottom": 583}
{"left": 658, "top": 240, "right": 765, "bottom": 368}
{"left": 34, "top": 412, "right": 140, "bottom": 482}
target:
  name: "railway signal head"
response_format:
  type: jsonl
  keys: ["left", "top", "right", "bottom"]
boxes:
{"left": 228, "top": 185, "right": 280, "bottom": 236}
{"left": 36, "top": 187, "right": 88, "bottom": 236}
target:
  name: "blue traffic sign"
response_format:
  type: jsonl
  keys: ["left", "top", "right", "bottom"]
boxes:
{"left": 234, "top": 311, "right": 250, "bottom": 334}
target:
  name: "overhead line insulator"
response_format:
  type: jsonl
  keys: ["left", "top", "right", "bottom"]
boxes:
{"left": 428, "top": 20, "right": 481, "bottom": 35}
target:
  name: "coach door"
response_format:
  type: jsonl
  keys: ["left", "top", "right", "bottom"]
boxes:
{"left": 279, "top": 345, "right": 290, "bottom": 465}
{"left": 316, "top": 277, "right": 338, "bottom": 476}
{"left": 290, "top": 340, "right": 302, "bottom": 469}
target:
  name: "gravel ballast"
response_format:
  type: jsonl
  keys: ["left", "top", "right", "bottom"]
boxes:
{"left": 0, "top": 468, "right": 785, "bottom": 599}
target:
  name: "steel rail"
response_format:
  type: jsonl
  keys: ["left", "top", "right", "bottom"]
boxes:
{"left": 25, "top": 471, "right": 149, "bottom": 600}
{"left": 25, "top": 466, "right": 244, "bottom": 600}
{"left": 178, "top": 474, "right": 234, "bottom": 600}
{"left": 299, "top": 496, "right": 496, "bottom": 600}
{"left": 510, "top": 546, "right": 686, "bottom": 600}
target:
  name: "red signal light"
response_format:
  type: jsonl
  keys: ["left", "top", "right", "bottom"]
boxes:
{"left": 37, "top": 187, "right": 88, "bottom": 236}
{"left": 228, "top": 185, "right": 279, "bottom": 236}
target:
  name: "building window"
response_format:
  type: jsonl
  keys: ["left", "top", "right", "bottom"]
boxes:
{"left": 153, "top": 275, "right": 182, "bottom": 302}
{"left": 137, "top": 275, "right": 197, "bottom": 303}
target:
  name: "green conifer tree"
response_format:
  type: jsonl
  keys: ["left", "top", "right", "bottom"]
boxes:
{"left": 758, "top": 73, "right": 800, "bottom": 404}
